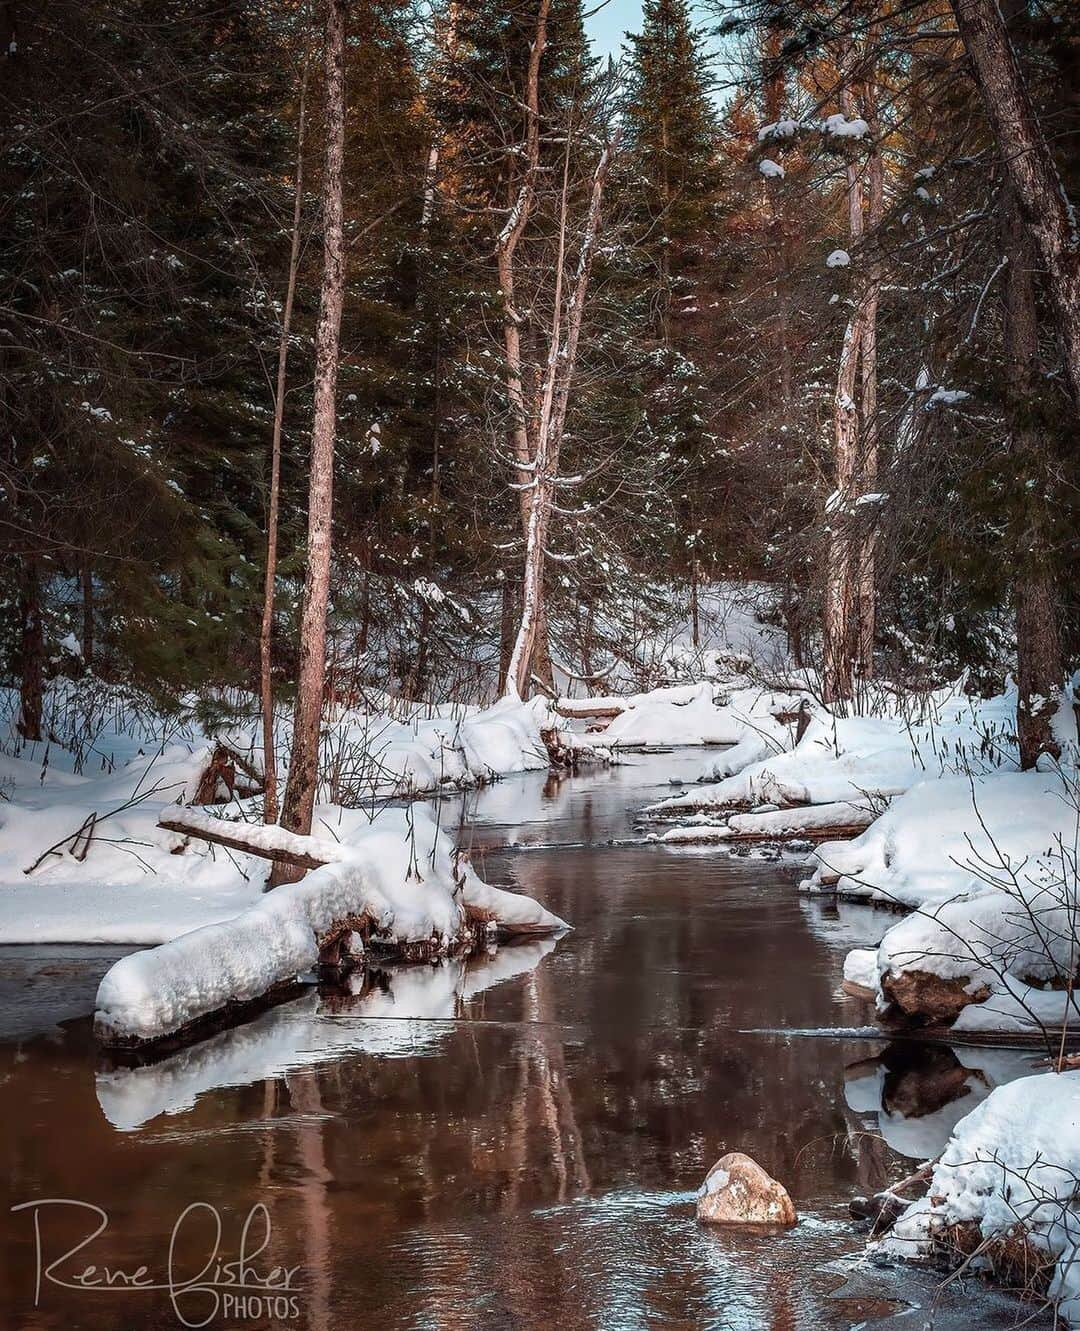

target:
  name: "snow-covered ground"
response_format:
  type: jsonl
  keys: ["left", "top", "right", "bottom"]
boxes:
{"left": 650, "top": 681, "right": 1015, "bottom": 820}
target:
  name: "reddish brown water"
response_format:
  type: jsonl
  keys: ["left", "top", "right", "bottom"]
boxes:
{"left": 0, "top": 751, "right": 1042, "bottom": 1330}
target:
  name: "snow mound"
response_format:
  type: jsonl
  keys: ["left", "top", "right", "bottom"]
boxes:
{"left": 879, "top": 1071, "right": 1080, "bottom": 1325}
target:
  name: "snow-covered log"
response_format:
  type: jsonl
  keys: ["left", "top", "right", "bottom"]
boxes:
{"left": 95, "top": 806, "right": 567, "bottom": 1048}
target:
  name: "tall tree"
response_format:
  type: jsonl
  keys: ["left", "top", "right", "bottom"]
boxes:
{"left": 273, "top": 0, "right": 348, "bottom": 877}
{"left": 950, "top": 0, "right": 1080, "bottom": 412}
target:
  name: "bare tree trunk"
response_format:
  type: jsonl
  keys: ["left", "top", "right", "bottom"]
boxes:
{"left": 260, "top": 48, "right": 309, "bottom": 826}
{"left": 506, "top": 130, "right": 620, "bottom": 698}
{"left": 272, "top": 0, "right": 347, "bottom": 884}
{"left": 823, "top": 312, "right": 863, "bottom": 705}
{"left": 950, "top": 0, "right": 1080, "bottom": 412}
{"left": 854, "top": 79, "right": 884, "bottom": 685}
{"left": 822, "top": 63, "right": 866, "bottom": 707}
{"left": 497, "top": 575, "right": 515, "bottom": 694}
{"left": 17, "top": 557, "right": 43, "bottom": 741}
{"left": 824, "top": 56, "right": 884, "bottom": 705}
{"left": 1004, "top": 191, "right": 1063, "bottom": 768}
{"left": 420, "top": 1, "right": 459, "bottom": 229}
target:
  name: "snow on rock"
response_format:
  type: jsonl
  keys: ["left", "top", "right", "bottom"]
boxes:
{"left": 696, "top": 1152, "right": 797, "bottom": 1227}
{"left": 878, "top": 1071, "right": 1080, "bottom": 1326}
{"left": 93, "top": 805, "right": 567, "bottom": 1045}
{"left": 843, "top": 947, "right": 878, "bottom": 993}
{"left": 758, "top": 158, "right": 785, "bottom": 179}
{"left": 820, "top": 757, "right": 1080, "bottom": 1035}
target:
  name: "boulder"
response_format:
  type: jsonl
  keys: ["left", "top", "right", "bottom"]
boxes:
{"left": 695, "top": 1152, "right": 797, "bottom": 1227}
{"left": 879, "top": 968, "right": 990, "bottom": 1026}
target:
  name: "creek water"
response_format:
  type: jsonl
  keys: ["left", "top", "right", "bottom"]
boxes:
{"left": 0, "top": 750, "right": 1044, "bottom": 1329}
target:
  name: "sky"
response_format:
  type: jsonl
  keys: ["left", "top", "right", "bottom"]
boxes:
{"left": 585, "top": 0, "right": 644, "bottom": 63}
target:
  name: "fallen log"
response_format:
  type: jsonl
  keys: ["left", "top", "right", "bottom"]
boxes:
{"left": 554, "top": 698, "right": 625, "bottom": 720}
{"left": 159, "top": 811, "right": 333, "bottom": 871}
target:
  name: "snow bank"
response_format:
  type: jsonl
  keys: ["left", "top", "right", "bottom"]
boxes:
{"left": 814, "top": 763, "right": 1079, "bottom": 1036}
{"left": 654, "top": 684, "right": 1011, "bottom": 821}
{"left": 594, "top": 681, "right": 805, "bottom": 751}
{"left": 807, "top": 766, "right": 1069, "bottom": 909}
{"left": 879, "top": 1071, "right": 1080, "bottom": 1325}
{"left": 93, "top": 804, "right": 566, "bottom": 1044}
{"left": 324, "top": 693, "right": 550, "bottom": 798}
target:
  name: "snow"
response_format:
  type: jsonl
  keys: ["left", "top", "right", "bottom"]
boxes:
{"left": 806, "top": 763, "right": 1065, "bottom": 909}
{"left": 879, "top": 1071, "right": 1080, "bottom": 1326}
{"left": 925, "top": 386, "right": 970, "bottom": 408}
{"left": 653, "top": 680, "right": 1010, "bottom": 822}
{"left": 590, "top": 681, "right": 805, "bottom": 751}
{"left": 758, "top": 158, "right": 785, "bottom": 179}
{"left": 826, "top": 249, "right": 851, "bottom": 268}
{"left": 757, "top": 118, "right": 799, "bottom": 141}
{"left": 93, "top": 804, "right": 567, "bottom": 1044}
{"left": 698, "top": 1167, "right": 730, "bottom": 1197}
{"left": 822, "top": 113, "right": 870, "bottom": 139}
{"left": 843, "top": 947, "right": 877, "bottom": 991}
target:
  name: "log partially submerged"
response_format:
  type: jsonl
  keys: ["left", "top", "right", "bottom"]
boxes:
{"left": 98, "top": 808, "right": 567, "bottom": 1053}
{"left": 159, "top": 808, "right": 566, "bottom": 943}
{"left": 658, "top": 800, "right": 879, "bottom": 847}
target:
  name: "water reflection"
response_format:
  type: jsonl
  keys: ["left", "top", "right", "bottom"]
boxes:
{"left": 844, "top": 1042, "right": 1037, "bottom": 1161}
{"left": 97, "top": 941, "right": 557, "bottom": 1130}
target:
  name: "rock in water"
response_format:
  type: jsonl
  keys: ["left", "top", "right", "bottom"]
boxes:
{"left": 696, "top": 1152, "right": 797, "bottom": 1227}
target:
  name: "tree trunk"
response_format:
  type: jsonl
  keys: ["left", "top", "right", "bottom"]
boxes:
{"left": 260, "top": 47, "right": 309, "bottom": 827}
{"left": 506, "top": 130, "right": 620, "bottom": 698}
{"left": 1003, "top": 189, "right": 1063, "bottom": 768}
{"left": 950, "top": 0, "right": 1080, "bottom": 412}
{"left": 17, "top": 557, "right": 43, "bottom": 742}
{"left": 854, "top": 79, "right": 884, "bottom": 686}
{"left": 497, "top": 576, "right": 515, "bottom": 694}
{"left": 272, "top": 0, "right": 347, "bottom": 885}
{"left": 823, "top": 313, "right": 864, "bottom": 705}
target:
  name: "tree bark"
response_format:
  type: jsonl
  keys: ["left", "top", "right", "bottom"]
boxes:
{"left": 260, "top": 46, "right": 309, "bottom": 827}
{"left": 950, "top": 0, "right": 1080, "bottom": 412}
{"left": 1003, "top": 190, "right": 1063, "bottom": 768}
{"left": 854, "top": 78, "right": 884, "bottom": 686}
{"left": 823, "top": 56, "right": 882, "bottom": 705}
{"left": 506, "top": 130, "right": 620, "bottom": 697}
{"left": 272, "top": 0, "right": 347, "bottom": 884}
